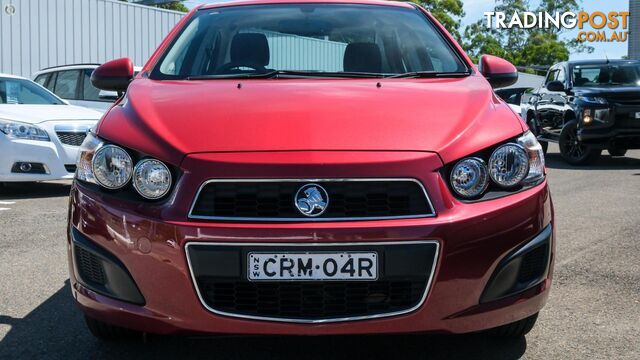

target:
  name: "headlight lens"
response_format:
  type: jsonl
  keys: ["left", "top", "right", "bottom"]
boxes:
{"left": 488, "top": 144, "right": 529, "bottom": 187}
{"left": 581, "top": 96, "right": 608, "bottom": 104}
{"left": 517, "top": 131, "right": 545, "bottom": 183}
{"left": 133, "top": 159, "right": 172, "bottom": 199}
{"left": 0, "top": 119, "right": 50, "bottom": 141}
{"left": 76, "top": 133, "right": 172, "bottom": 199}
{"left": 77, "top": 132, "right": 103, "bottom": 183}
{"left": 450, "top": 157, "right": 489, "bottom": 198}
{"left": 92, "top": 145, "right": 133, "bottom": 189}
{"left": 449, "top": 131, "right": 545, "bottom": 200}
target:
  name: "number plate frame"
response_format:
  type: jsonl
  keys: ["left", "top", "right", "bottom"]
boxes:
{"left": 247, "top": 252, "right": 378, "bottom": 281}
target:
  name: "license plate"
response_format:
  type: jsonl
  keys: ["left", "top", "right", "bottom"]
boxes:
{"left": 248, "top": 252, "right": 378, "bottom": 281}
{"left": 635, "top": 112, "right": 640, "bottom": 119}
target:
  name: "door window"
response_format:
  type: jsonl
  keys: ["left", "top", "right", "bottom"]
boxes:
{"left": 34, "top": 73, "right": 50, "bottom": 87}
{"left": 53, "top": 70, "right": 80, "bottom": 99}
{"left": 82, "top": 69, "right": 102, "bottom": 101}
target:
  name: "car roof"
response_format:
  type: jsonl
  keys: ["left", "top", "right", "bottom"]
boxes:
{"left": 0, "top": 73, "right": 27, "bottom": 80}
{"left": 33, "top": 64, "right": 144, "bottom": 78}
{"left": 199, "top": 0, "right": 415, "bottom": 10}
{"left": 567, "top": 59, "right": 640, "bottom": 66}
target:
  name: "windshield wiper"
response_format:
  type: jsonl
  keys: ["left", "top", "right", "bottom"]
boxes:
{"left": 187, "top": 71, "right": 280, "bottom": 80}
{"left": 387, "top": 71, "right": 471, "bottom": 79}
{"left": 186, "top": 70, "right": 385, "bottom": 80}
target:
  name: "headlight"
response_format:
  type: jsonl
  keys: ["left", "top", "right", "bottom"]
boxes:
{"left": 92, "top": 145, "right": 133, "bottom": 189}
{"left": 517, "top": 131, "right": 545, "bottom": 184}
{"left": 450, "top": 157, "right": 489, "bottom": 198}
{"left": 77, "top": 132, "right": 103, "bottom": 183}
{"left": 488, "top": 144, "right": 529, "bottom": 187}
{"left": 449, "top": 131, "right": 546, "bottom": 200}
{"left": 0, "top": 119, "right": 50, "bottom": 141}
{"left": 133, "top": 159, "right": 172, "bottom": 199}
{"left": 76, "top": 133, "right": 173, "bottom": 199}
{"left": 581, "top": 96, "right": 608, "bottom": 104}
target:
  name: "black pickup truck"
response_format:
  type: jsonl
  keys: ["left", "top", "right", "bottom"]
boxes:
{"left": 524, "top": 59, "right": 640, "bottom": 165}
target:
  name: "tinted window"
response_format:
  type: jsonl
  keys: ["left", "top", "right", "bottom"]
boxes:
{"left": 82, "top": 69, "right": 102, "bottom": 101}
{"left": 34, "top": 74, "right": 50, "bottom": 87}
{"left": 0, "top": 77, "right": 64, "bottom": 104}
{"left": 572, "top": 63, "right": 640, "bottom": 87}
{"left": 545, "top": 69, "right": 558, "bottom": 84}
{"left": 53, "top": 70, "right": 80, "bottom": 99}
{"left": 153, "top": 4, "right": 467, "bottom": 79}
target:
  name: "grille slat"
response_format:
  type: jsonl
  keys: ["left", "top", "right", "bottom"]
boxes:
{"left": 56, "top": 131, "right": 87, "bottom": 146}
{"left": 199, "top": 279, "right": 425, "bottom": 320}
{"left": 190, "top": 179, "right": 434, "bottom": 221}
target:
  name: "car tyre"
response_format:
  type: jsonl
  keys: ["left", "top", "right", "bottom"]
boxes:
{"left": 527, "top": 115, "right": 548, "bottom": 155}
{"left": 488, "top": 313, "right": 539, "bottom": 338}
{"left": 559, "top": 120, "right": 601, "bottom": 165}
{"left": 84, "top": 316, "right": 142, "bottom": 342}
{"left": 607, "top": 147, "right": 627, "bottom": 157}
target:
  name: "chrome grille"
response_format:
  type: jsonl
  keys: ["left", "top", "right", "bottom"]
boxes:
{"left": 189, "top": 179, "right": 435, "bottom": 221}
{"left": 56, "top": 131, "right": 87, "bottom": 146}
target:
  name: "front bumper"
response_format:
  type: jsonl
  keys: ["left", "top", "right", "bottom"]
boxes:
{"left": 67, "top": 158, "right": 554, "bottom": 335}
{"left": 0, "top": 121, "right": 94, "bottom": 182}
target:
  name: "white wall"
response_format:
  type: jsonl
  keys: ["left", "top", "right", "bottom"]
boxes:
{"left": 0, "top": 0, "right": 184, "bottom": 77}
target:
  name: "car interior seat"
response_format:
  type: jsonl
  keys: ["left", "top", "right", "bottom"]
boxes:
{"left": 218, "top": 33, "right": 270, "bottom": 74}
{"left": 343, "top": 42, "right": 382, "bottom": 74}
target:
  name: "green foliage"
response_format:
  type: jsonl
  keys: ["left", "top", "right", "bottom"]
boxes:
{"left": 155, "top": 1, "right": 189, "bottom": 12}
{"left": 118, "top": 1, "right": 188, "bottom": 13}
{"left": 463, "top": 0, "right": 592, "bottom": 66}
{"left": 392, "top": 1, "right": 465, "bottom": 41}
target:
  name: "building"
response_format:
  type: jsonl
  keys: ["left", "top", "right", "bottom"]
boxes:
{"left": 631, "top": 0, "right": 639, "bottom": 59}
{"left": 0, "top": 0, "right": 184, "bottom": 78}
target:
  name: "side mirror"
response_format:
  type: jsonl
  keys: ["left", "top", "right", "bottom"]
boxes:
{"left": 546, "top": 80, "right": 565, "bottom": 92}
{"left": 91, "top": 58, "right": 134, "bottom": 93}
{"left": 478, "top": 55, "right": 518, "bottom": 89}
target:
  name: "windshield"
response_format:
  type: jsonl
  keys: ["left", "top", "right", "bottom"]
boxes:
{"left": 151, "top": 4, "right": 468, "bottom": 79}
{"left": 0, "top": 77, "right": 64, "bottom": 104}
{"left": 572, "top": 63, "right": 640, "bottom": 87}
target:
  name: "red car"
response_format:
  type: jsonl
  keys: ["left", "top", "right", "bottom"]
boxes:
{"left": 68, "top": 0, "right": 554, "bottom": 341}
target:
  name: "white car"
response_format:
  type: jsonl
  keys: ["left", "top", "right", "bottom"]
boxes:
{"left": 33, "top": 64, "right": 141, "bottom": 113}
{"left": 0, "top": 73, "right": 102, "bottom": 182}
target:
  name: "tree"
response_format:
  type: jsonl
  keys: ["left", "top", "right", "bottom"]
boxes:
{"left": 463, "top": 0, "right": 592, "bottom": 67}
{"left": 392, "top": 1, "right": 465, "bottom": 42}
{"left": 118, "top": 1, "right": 188, "bottom": 13}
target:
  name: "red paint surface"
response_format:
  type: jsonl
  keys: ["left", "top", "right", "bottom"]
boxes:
{"left": 479, "top": 55, "right": 518, "bottom": 77}
{"left": 94, "top": 58, "right": 134, "bottom": 79}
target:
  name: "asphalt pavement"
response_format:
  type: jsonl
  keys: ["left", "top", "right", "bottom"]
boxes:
{"left": 1, "top": 144, "right": 639, "bottom": 359}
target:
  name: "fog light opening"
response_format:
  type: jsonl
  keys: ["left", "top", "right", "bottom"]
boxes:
{"left": 19, "top": 162, "right": 32, "bottom": 172}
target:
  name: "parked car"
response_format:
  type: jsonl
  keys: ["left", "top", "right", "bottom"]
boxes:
{"left": 525, "top": 59, "right": 640, "bottom": 164}
{"left": 495, "top": 87, "right": 532, "bottom": 118}
{"left": 33, "top": 64, "right": 141, "bottom": 112}
{"left": 68, "top": 1, "right": 553, "bottom": 342}
{"left": 0, "top": 74, "right": 101, "bottom": 182}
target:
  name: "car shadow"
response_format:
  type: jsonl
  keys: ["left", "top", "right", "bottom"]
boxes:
{"left": 0, "top": 181, "right": 71, "bottom": 200}
{"left": 0, "top": 280, "right": 527, "bottom": 360}
{"left": 545, "top": 152, "right": 640, "bottom": 170}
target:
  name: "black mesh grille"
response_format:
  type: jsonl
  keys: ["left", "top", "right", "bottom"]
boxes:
{"left": 56, "top": 132, "right": 87, "bottom": 146}
{"left": 198, "top": 279, "right": 425, "bottom": 320}
{"left": 187, "top": 242, "right": 437, "bottom": 321}
{"left": 75, "top": 245, "right": 106, "bottom": 286}
{"left": 190, "top": 180, "right": 433, "bottom": 220}
{"left": 518, "top": 244, "right": 548, "bottom": 283}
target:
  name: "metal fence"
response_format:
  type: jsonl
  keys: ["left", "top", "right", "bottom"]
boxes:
{"left": 0, "top": 0, "right": 184, "bottom": 78}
